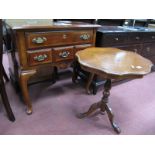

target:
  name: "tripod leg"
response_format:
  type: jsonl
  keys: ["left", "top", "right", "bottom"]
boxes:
{"left": 105, "top": 104, "right": 121, "bottom": 134}
{"left": 78, "top": 101, "right": 101, "bottom": 118}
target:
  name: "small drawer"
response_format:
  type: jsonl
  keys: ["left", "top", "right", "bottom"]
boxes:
{"left": 128, "top": 33, "right": 143, "bottom": 43}
{"left": 102, "top": 33, "right": 127, "bottom": 45}
{"left": 27, "top": 49, "right": 52, "bottom": 66}
{"left": 26, "top": 30, "right": 94, "bottom": 49}
{"left": 52, "top": 46, "right": 74, "bottom": 62}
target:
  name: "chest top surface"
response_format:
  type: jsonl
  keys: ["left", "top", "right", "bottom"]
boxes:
{"left": 5, "top": 20, "right": 100, "bottom": 31}
{"left": 76, "top": 47, "right": 153, "bottom": 76}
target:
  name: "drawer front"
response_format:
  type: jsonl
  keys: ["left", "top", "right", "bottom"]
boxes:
{"left": 128, "top": 33, "right": 143, "bottom": 43}
{"left": 52, "top": 46, "right": 74, "bottom": 62}
{"left": 102, "top": 33, "right": 127, "bottom": 45}
{"left": 26, "top": 30, "right": 94, "bottom": 49}
{"left": 27, "top": 49, "right": 52, "bottom": 66}
{"left": 143, "top": 33, "right": 155, "bottom": 42}
{"left": 116, "top": 44, "right": 142, "bottom": 55}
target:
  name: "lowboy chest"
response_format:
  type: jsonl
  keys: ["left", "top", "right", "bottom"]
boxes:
{"left": 5, "top": 21, "right": 100, "bottom": 114}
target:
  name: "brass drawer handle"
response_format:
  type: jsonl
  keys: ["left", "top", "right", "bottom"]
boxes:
{"left": 135, "top": 36, "right": 140, "bottom": 40}
{"left": 63, "top": 34, "right": 67, "bottom": 39}
{"left": 80, "top": 34, "right": 90, "bottom": 40}
{"left": 114, "top": 37, "right": 119, "bottom": 41}
{"left": 32, "top": 37, "right": 47, "bottom": 44}
{"left": 33, "top": 54, "right": 48, "bottom": 62}
{"left": 59, "top": 51, "right": 70, "bottom": 58}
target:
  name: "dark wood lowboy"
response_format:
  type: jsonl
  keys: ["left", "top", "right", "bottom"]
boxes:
{"left": 96, "top": 26, "right": 155, "bottom": 63}
{"left": 4, "top": 20, "right": 100, "bottom": 114}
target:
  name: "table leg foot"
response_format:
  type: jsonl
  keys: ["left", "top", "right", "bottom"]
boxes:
{"left": 86, "top": 89, "right": 91, "bottom": 95}
{"left": 112, "top": 123, "right": 121, "bottom": 134}
{"left": 78, "top": 102, "right": 101, "bottom": 119}
{"left": 26, "top": 108, "right": 33, "bottom": 115}
{"left": 72, "top": 71, "right": 79, "bottom": 83}
{"left": 72, "top": 77, "right": 79, "bottom": 84}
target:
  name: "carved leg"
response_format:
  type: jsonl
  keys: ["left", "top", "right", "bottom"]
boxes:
{"left": 92, "top": 75, "right": 98, "bottom": 95}
{"left": 79, "top": 79, "right": 121, "bottom": 134}
{"left": 20, "top": 70, "right": 36, "bottom": 115}
{"left": 92, "top": 83, "right": 98, "bottom": 95}
{"left": 51, "top": 67, "right": 58, "bottom": 84}
{"left": 86, "top": 73, "right": 95, "bottom": 94}
{"left": 55, "top": 67, "right": 59, "bottom": 80}
{"left": 72, "top": 60, "right": 79, "bottom": 83}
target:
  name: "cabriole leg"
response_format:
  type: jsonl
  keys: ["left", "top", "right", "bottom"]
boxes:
{"left": 20, "top": 70, "right": 36, "bottom": 115}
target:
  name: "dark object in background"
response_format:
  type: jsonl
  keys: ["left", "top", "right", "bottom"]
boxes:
{"left": 0, "top": 19, "right": 15, "bottom": 121}
{"left": 96, "top": 19, "right": 125, "bottom": 26}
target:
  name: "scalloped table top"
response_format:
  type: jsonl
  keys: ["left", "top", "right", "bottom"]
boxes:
{"left": 76, "top": 47, "right": 153, "bottom": 78}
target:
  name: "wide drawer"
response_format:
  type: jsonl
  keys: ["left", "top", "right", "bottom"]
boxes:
{"left": 27, "top": 49, "right": 52, "bottom": 66}
{"left": 26, "top": 30, "right": 94, "bottom": 49}
{"left": 52, "top": 46, "right": 74, "bottom": 62}
{"left": 116, "top": 44, "right": 142, "bottom": 55}
{"left": 128, "top": 33, "right": 143, "bottom": 43}
{"left": 143, "top": 32, "right": 155, "bottom": 42}
{"left": 102, "top": 33, "right": 127, "bottom": 46}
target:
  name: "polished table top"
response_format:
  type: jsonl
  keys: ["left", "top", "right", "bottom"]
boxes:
{"left": 76, "top": 47, "right": 153, "bottom": 78}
